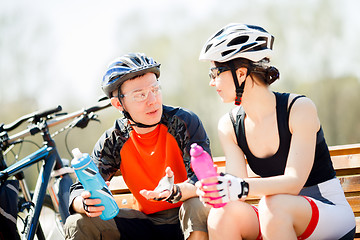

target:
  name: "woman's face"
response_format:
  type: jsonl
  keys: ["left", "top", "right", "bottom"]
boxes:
{"left": 208, "top": 61, "right": 237, "bottom": 103}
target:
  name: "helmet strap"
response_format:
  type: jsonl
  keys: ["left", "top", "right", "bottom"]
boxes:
{"left": 229, "top": 62, "right": 246, "bottom": 106}
{"left": 117, "top": 88, "right": 160, "bottom": 128}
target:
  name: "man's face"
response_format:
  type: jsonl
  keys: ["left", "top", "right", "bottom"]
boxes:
{"left": 119, "top": 72, "right": 163, "bottom": 128}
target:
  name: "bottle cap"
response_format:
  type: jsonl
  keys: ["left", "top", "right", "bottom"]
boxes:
{"left": 72, "top": 148, "right": 83, "bottom": 159}
{"left": 190, "top": 143, "right": 203, "bottom": 157}
{"left": 71, "top": 148, "right": 89, "bottom": 168}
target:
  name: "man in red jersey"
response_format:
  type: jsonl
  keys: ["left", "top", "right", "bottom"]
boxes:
{"left": 65, "top": 53, "right": 210, "bottom": 240}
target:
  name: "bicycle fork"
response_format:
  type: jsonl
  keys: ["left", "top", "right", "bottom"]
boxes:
{"left": 21, "top": 147, "right": 57, "bottom": 240}
{"left": 17, "top": 172, "right": 47, "bottom": 240}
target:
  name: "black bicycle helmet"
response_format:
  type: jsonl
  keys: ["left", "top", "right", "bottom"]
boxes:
{"left": 101, "top": 53, "right": 160, "bottom": 98}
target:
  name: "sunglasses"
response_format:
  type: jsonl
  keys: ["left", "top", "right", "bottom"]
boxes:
{"left": 120, "top": 82, "right": 161, "bottom": 103}
{"left": 209, "top": 66, "right": 230, "bottom": 80}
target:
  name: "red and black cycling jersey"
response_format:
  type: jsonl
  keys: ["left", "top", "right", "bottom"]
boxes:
{"left": 69, "top": 105, "right": 211, "bottom": 214}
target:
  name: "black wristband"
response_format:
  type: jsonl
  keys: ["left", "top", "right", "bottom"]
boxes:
{"left": 166, "top": 184, "right": 182, "bottom": 204}
{"left": 240, "top": 181, "right": 249, "bottom": 200}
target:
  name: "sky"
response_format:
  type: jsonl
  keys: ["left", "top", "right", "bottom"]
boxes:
{"left": 1, "top": 0, "right": 360, "bottom": 113}
{"left": 0, "top": 0, "right": 218, "bottom": 108}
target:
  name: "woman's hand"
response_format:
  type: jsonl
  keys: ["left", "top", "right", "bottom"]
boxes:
{"left": 196, "top": 173, "right": 249, "bottom": 207}
{"left": 195, "top": 176, "right": 222, "bottom": 207}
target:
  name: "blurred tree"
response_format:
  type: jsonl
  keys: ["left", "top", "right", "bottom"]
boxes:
{"left": 1, "top": 0, "right": 359, "bottom": 164}
{"left": 300, "top": 76, "right": 360, "bottom": 146}
{"left": 0, "top": 7, "right": 53, "bottom": 105}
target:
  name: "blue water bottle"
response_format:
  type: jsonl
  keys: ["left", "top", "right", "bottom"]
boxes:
{"left": 71, "top": 148, "right": 119, "bottom": 220}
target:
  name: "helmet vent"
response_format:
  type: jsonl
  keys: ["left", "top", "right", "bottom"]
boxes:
{"left": 205, "top": 44, "right": 213, "bottom": 53}
{"left": 256, "top": 36, "right": 267, "bottom": 42}
{"left": 221, "top": 49, "right": 235, "bottom": 57}
{"left": 239, "top": 42, "right": 257, "bottom": 52}
{"left": 133, "top": 56, "right": 142, "bottom": 65}
{"left": 227, "top": 36, "right": 249, "bottom": 47}
{"left": 253, "top": 43, "right": 267, "bottom": 51}
{"left": 215, "top": 40, "right": 226, "bottom": 47}
{"left": 212, "top": 29, "right": 224, "bottom": 39}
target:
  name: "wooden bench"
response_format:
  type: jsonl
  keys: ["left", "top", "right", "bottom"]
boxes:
{"left": 109, "top": 143, "right": 360, "bottom": 238}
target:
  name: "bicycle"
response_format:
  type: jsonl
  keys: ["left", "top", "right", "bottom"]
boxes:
{"left": 0, "top": 100, "right": 111, "bottom": 240}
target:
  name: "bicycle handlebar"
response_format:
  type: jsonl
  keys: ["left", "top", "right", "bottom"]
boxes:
{"left": 47, "top": 102, "right": 111, "bottom": 128}
{"left": 1, "top": 105, "right": 62, "bottom": 132}
{"left": 4, "top": 101, "right": 111, "bottom": 145}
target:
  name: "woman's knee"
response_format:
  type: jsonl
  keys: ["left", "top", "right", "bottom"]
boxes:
{"left": 258, "top": 195, "right": 295, "bottom": 226}
{"left": 208, "top": 201, "right": 252, "bottom": 227}
{"left": 259, "top": 195, "right": 286, "bottom": 213}
{"left": 207, "top": 201, "right": 259, "bottom": 239}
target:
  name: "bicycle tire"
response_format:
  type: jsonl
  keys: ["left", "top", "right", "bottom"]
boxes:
{"left": 17, "top": 194, "right": 65, "bottom": 240}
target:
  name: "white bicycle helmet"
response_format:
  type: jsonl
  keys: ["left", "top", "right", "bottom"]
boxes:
{"left": 199, "top": 23, "right": 274, "bottom": 63}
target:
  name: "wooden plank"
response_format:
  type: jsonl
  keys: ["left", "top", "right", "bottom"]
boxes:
{"left": 339, "top": 175, "right": 360, "bottom": 193}
{"left": 356, "top": 217, "right": 360, "bottom": 238}
{"left": 109, "top": 176, "right": 130, "bottom": 194}
{"left": 332, "top": 154, "right": 360, "bottom": 169}
{"left": 329, "top": 144, "right": 360, "bottom": 156}
{"left": 114, "top": 193, "right": 138, "bottom": 209}
{"left": 332, "top": 154, "right": 360, "bottom": 176}
{"left": 213, "top": 156, "right": 226, "bottom": 166}
{"left": 348, "top": 196, "right": 360, "bottom": 214}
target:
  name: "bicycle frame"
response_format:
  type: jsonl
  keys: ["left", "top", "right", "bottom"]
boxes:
{"left": 0, "top": 101, "right": 111, "bottom": 240}
{"left": 0, "top": 121, "right": 72, "bottom": 240}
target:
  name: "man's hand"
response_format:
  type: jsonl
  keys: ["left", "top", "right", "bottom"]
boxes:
{"left": 72, "top": 181, "right": 111, "bottom": 217}
{"left": 140, "top": 167, "right": 182, "bottom": 204}
{"left": 140, "top": 167, "right": 174, "bottom": 201}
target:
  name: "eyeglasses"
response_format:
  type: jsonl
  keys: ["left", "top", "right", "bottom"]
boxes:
{"left": 209, "top": 66, "right": 230, "bottom": 80}
{"left": 120, "top": 82, "right": 161, "bottom": 102}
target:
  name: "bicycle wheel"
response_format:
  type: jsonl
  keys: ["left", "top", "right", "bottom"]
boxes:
{"left": 17, "top": 194, "right": 64, "bottom": 240}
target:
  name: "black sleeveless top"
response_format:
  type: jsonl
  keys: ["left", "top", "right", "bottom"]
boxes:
{"left": 230, "top": 92, "right": 336, "bottom": 187}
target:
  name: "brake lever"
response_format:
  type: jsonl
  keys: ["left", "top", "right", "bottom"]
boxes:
{"left": 74, "top": 113, "right": 100, "bottom": 129}
{"left": 89, "top": 113, "right": 100, "bottom": 122}
{"left": 73, "top": 115, "right": 90, "bottom": 129}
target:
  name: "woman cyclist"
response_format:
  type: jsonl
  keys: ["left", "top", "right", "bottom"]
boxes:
{"left": 196, "top": 23, "right": 355, "bottom": 239}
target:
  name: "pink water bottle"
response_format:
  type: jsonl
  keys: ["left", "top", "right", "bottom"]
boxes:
{"left": 190, "top": 143, "right": 226, "bottom": 208}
